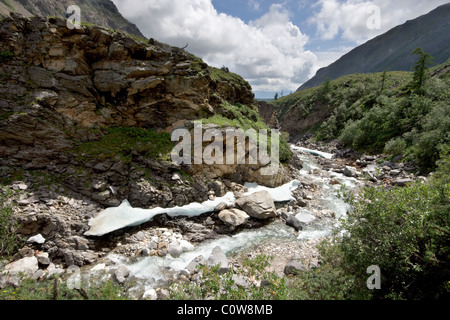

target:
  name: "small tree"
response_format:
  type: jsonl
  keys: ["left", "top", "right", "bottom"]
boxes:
{"left": 410, "top": 48, "right": 433, "bottom": 94}
{"left": 274, "top": 92, "right": 279, "bottom": 100}
{"left": 379, "top": 68, "right": 389, "bottom": 94}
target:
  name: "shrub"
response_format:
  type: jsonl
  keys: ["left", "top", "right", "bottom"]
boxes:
{"left": 318, "top": 149, "right": 450, "bottom": 299}
{"left": 384, "top": 138, "right": 407, "bottom": 157}
{"left": 0, "top": 277, "right": 131, "bottom": 300}
{"left": 0, "top": 188, "right": 23, "bottom": 257}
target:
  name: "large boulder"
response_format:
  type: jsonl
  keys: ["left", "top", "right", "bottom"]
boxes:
{"left": 236, "top": 191, "right": 276, "bottom": 220}
{"left": 218, "top": 209, "right": 250, "bottom": 228}
{"left": 3, "top": 256, "right": 39, "bottom": 277}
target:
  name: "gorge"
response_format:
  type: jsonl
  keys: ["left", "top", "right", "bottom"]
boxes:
{"left": 0, "top": 8, "right": 447, "bottom": 301}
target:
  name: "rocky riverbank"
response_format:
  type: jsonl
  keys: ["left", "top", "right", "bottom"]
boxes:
{"left": 0, "top": 138, "right": 430, "bottom": 299}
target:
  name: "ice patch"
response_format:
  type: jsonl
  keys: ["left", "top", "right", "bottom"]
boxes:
{"left": 85, "top": 181, "right": 301, "bottom": 237}
{"left": 84, "top": 192, "right": 236, "bottom": 237}
{"left": 291, "top": 146, "right": 334, "bottom": 159}
{"left": 244, "top": 180, "right": 300, "bottom": 202}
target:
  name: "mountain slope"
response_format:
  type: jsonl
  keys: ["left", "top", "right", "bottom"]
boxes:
{"left": 0, "top": 0, "right": 144, "bottom": 37}
{"left": 298, "top": 3, "right": 450, "bottom": 91}
{"left": 275, "top": 58, "right": 450, "bottom": 170}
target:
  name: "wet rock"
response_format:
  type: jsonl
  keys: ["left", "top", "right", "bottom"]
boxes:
{"left": 286, "top": 215, "right": 304, "bottom": 231}
{"left": 168, "top": 241, "right": 183, "bottom": 258}
{"left": 295, "top": 210, "right": 316, "bottom": 223}
{"left": 186, "top": 255, "right": 206, "bottom": 274}
{"left": 179, "top": 240, "right": 195, "bottom": 252}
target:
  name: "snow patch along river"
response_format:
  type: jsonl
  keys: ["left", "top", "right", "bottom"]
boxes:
{"left": 84, "top": 180, "right": 301, "bottom": 237}
{"left": 91, "top": 145, "right": 357, "bottom": 288}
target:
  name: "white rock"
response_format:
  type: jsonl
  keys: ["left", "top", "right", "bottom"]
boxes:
{"left": 179, "top": 240, "right": 195, "bottom": 252}
{"left": 46, "top": 263, "right": 65, "bottom": 278}
{"left": 143, "top": 288, "right": 158, "bottom": 300}
{"left": 27, "top": 234, "right": 46, "bottom": 244}
{"left": 4, "top": 256, "right": 39, "bottom": 277}
{"left": 90, "top": 263, "right": 107, "bottom": 272}
{"left": 168, "top": 241, "right": 183, "bottom": 258}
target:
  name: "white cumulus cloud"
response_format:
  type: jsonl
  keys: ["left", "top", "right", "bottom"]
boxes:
{"left": 309, "top": 0, "right": 450, "bottom": 44}
{"left": 111, "top": 0, "right": 318, "bottom": 96}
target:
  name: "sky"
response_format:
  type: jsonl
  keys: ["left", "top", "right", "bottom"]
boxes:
{"left": 111, "top": 0, "right": 449, "bottom": 99}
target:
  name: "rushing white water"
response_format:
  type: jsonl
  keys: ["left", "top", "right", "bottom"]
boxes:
{"left": 107, "top": 220, "right": 297, "bottom": 285}
{"left": 101, "top": 145, "right": 356, "bottom": 286}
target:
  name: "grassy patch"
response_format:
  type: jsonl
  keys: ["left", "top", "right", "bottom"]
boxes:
{"left": 74, "top": 127, "right": 174, "bottom": 163}
{"left": 202, "top": 101, "right": 267, "bottom": 131}
{"left": 211, "top": 67, "right": 246, "bottom": 84}
{"left": 0, "top": 50, "right": 14, "bottom": 62}
{"left": 0, "top": 187, "right": 23, "bottom": 258}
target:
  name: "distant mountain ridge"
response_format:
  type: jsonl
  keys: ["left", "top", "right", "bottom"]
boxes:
{"left": 298, "top": 3, "right": 450, "bottom": 91}
{"left": 0, "top": 0, "right": 144, "bottom": 37}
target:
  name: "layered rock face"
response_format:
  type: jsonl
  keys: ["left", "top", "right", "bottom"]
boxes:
{"left": 0, "top": 14, "right": 287, "bottom": 208}
{"left": 1, "top": 15, "right": 209, "bottom": 165}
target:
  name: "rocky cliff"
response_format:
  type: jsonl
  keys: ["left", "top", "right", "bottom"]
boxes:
{"left": 0, "top": 0, "right": 144, "bottom": 37}
{"left": 0, "top": 13, "right": 288, "bottom": 202}
{"left": 0, "top": 14, "right": 296, "bottom": 270}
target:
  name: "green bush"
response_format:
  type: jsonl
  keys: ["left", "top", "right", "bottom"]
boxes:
{"left": 0, "top": 188, "right": 23, "bottom": 257}
{"left": 384, "top": 138, "right": 407, "bottom": 156}
{"left": 0, "top": 277, "right": 131, "bottom": 300}
{"left": 317, "top": 149, "right": 450, "bottom": 300}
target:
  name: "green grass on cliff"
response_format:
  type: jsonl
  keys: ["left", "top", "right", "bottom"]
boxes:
{"left": 73, "top": 127, "right": 174, "bottom": 163}
{"left": 201, "top": 101, "right": 292, "bottom": 163}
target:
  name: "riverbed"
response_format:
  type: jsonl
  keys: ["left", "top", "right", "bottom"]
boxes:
{"left": 86, "top": 145, "right": 363, "bottom": 290}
